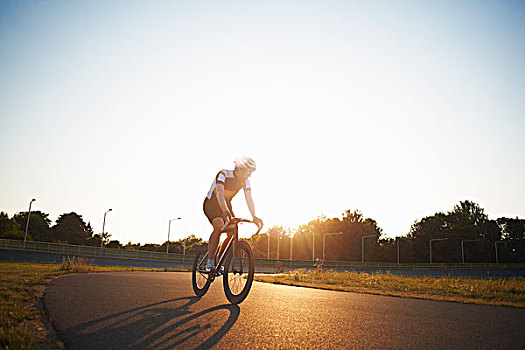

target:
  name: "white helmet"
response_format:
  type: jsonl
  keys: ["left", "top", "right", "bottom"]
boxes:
{"left": 234, "top": 156, "right": 256, "bottom": 172}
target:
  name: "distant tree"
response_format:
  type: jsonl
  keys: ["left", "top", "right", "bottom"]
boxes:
{"left": 13, "top": 211, "right": 52, "bottom": 242}
{"left": 0, "top": 212, "right": 23, "bottom": 239}
{"left": 162, "top": 240, "right": 183, "bottom": 253}
{"left": 182, "top": 234, "right": 204, "bottom": 254}
{"left": 496, "top": 217, "right": 525, "bottom": 262}
{"left": 85, "top": 233, "right": 103, "bottom": 247}
{"left": 345, "top": 215, "right": 383, "bottom": 262}
{"left": 100, "top": 230, "right": 112, "bottom": 247}
{"left": 123, "top": 241, "right": 142, "bottom": 250}
{"left": 373, "top": 237, "right": 396, "bottom": 263}
{"left": 52, "top": 212, "right": 93, "bottom": 245}
{"left": 249, "top": 232, "right": 269, "bottom": 259}
{"left": 408, "top": 212, "right": 451, "bottom": 262}
{"left": 106, "top": 240, "right": 122, "bottom": 249}
{"left": 407, "top": 200, "right": 522, "bottom": 263}
{"left": 292, "top": 216, "right": 330, "bottom": 261}
{"left": 275, "top": 210, "right": 383, "bottom": 262}
{"left": 251, "top": 226, "right": 289, "bottom": 259}
{"left": 450, "top": 200, "right": 488, "bottom": 227}
{"left": 162, "top": 235, "right": 204, "bottom": 254}
{"left": 497, "top": 217, "right": 525, "bottom": 240}
{"left": 142, "top": 243, "right": 162, "bottom": 252}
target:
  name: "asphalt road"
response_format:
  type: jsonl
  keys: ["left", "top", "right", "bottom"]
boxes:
{"left": 44, "top": 272, "right": 525, "bottom": 349}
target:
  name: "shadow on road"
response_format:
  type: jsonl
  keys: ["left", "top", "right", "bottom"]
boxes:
{"left": 62, "top": 296, "right": 240, "bottom": 349}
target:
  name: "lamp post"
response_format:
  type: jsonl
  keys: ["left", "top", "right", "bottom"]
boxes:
{"left": 361, "top": 234, "right": 379, "bottom": 263}
{"left": 312, "top": 232, "right": 315, "bottom": 261}
{"left": 276, "top": 231, "right": 280, "bottom": 260}
{"left": 23, "top": 198, "right": 36, "bottom": 248}
{"left": 396, "top": 237, "right": 415, "bottom": 264}
{"left": 323, "top": 232, "right": 343, "bottom": 261}
{"left": 290, "top": 234, "right": 293, "bottom": 260}
{"left": 166, "top": 217, "right": 181, "bottom": 254}
{"left": 182, "top": 221, "right": 188, "bottom": 262}
{"left": 101, "top": 209, "right": 112, "bottom": 248}
{"left": 267, "top": 232, "right": 270, "bottom": 259}
{"left": 429, "top": 238, "right": 448, "bottom": 264}
{"left": 183, "top": 239, "right": 187, "bottom": 262}
{"left": 495, "top": 240, "right": 505, "bottom": 264}
{"left": 461, "top": 239, "right": 480, "bottom": 264}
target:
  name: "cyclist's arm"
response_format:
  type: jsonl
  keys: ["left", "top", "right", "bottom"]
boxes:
{"left": 216, "top": 183, "right": 230, "bottom": 215}
{"left": 244, "top": 188, "right": 257, "bottom": 220}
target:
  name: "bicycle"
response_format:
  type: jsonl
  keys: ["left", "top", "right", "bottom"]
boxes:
{"left": 192, "top": 217, "right": 262, "bottom": 304}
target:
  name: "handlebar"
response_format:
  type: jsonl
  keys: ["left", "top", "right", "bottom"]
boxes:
{"left": 221, "top": 217, "right": 263, "bottom": 235}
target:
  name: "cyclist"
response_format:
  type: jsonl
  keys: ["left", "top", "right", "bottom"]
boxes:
{"left": 203, "top": 157, "right": 263, "bottom": 272}
{"left": 315, "top": 258, "right": 324, "bottom": 271}
{"left": 276, "top": 260, "right": 284, "bottom": 273}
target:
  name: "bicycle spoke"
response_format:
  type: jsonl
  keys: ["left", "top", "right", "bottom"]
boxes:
{"left": 228, "top": 254, "right": 248, "bottom": 295}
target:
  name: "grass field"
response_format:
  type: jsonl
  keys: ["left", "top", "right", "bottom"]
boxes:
{"left": 254, "top": 269, "right": 525, "bottom": 308}
{"left": 0, "top": 258, "right": 177, "bottom": 350}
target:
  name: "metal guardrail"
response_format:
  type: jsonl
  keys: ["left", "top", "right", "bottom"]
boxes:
{"left": 0, "top": 238, "right": 191, "bottom": 264}
{"left": 251, "top": 259, "right": 524, "bottom": 270}
{"left": 2, "top": 238, "right": 524, "bottom": 269}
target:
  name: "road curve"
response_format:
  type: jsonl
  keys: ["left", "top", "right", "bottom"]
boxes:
{"left": 44, "top": 272, "right": 525, "bottom": 349}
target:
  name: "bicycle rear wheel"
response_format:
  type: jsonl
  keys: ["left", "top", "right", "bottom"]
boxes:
{"left": 223, "top": 241, "right": 254, "bottom": 304}
{"left": 192, "top": 244, "right": 212, "bottom": 297}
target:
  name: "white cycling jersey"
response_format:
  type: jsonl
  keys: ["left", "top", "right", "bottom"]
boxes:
{"left": 206, "top": 169, "right": 251, "bottom": 202}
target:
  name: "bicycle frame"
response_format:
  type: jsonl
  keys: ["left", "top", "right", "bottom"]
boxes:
{"left": 198, "top": 218, "right": 261, "bottom": 273}
{"left": 192, "top": 217, "right": 262, "bottom": 304}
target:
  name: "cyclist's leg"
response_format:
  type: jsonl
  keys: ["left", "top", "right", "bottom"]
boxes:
{"left": 213, "top": 202, "right": 234, "bottom": 261}
{"left": 204, "top": 198, "right": 225, "bottom": 264}
{"left": 208, "top": 217, "right": 224, "bottom": 261}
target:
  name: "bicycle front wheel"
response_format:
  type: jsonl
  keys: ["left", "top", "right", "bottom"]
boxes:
{"left": 192, "top": 244, "right": 212, "bottom": 297}
{"left": 223, "top": 241, "right": 254, "bottom": 304}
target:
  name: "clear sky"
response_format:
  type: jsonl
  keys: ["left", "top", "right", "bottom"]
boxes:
{"left": 1, "top": 0, "right": 524, "bottom": 245}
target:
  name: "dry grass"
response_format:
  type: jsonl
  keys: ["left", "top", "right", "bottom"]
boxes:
{"left": 0, "top": 260, "right": 172, "bottom": 349}
{"left": 254, "top": 269, "right": 525, "bottom": 308}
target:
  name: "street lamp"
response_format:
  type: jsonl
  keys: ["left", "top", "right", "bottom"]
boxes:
{"left": 182, "top": 220, "right": 188, "bottom": 262}
{"left": 461, "top": 239, "right": 480, "bottom": 264}
{"left": 362, "top": 234, "right": 379, "bottom": 263}
{"left": 183, "top": 238, "right": 187, "bottom": 261}
{"left": 267, "top": 232, "right": 270, "bottom": 259}
{"left": 429, "top": 238, "right": 448, "bottom": 264}
{"left": 495, "top": 240, "right": 505, "bottom": 264}
{"left": 323, "top": 232, "right": 343, "bottom": 261}
{"left": 289, "top": 234, "right": 293, "bottom": 261}
{"left": 23, "top": 198, "right": 36, "bottom": 248}
{"left": 312, "top": 232, "right": 315, "bottom": 261}
{"left": 101, "top": 209, "right": 112, "bottom": 248}
{"left": 396, "top": 237, "right": 415, "bottom": 264}
{"left": 276, "top": 231, "right": 280, "bottom": 260}
{"left": 166, "top": 217, "right": 181, "bottom": 253}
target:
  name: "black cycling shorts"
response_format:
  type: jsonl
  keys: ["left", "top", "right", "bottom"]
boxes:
{"left": 203, "top": 198, "right": 222, "bottom": 224}
{"left": 203, "top": 197, "right": 234, "bottom": 224}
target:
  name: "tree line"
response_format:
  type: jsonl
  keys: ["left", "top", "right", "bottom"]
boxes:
{"left": 0, "top": 211, "right": 203, "bottom": 254}
{"left": 1, "top": 200, "right": 523, "bottom": 263}
{"left": 248, "top": 200, "right": 524, "bottom": 263}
